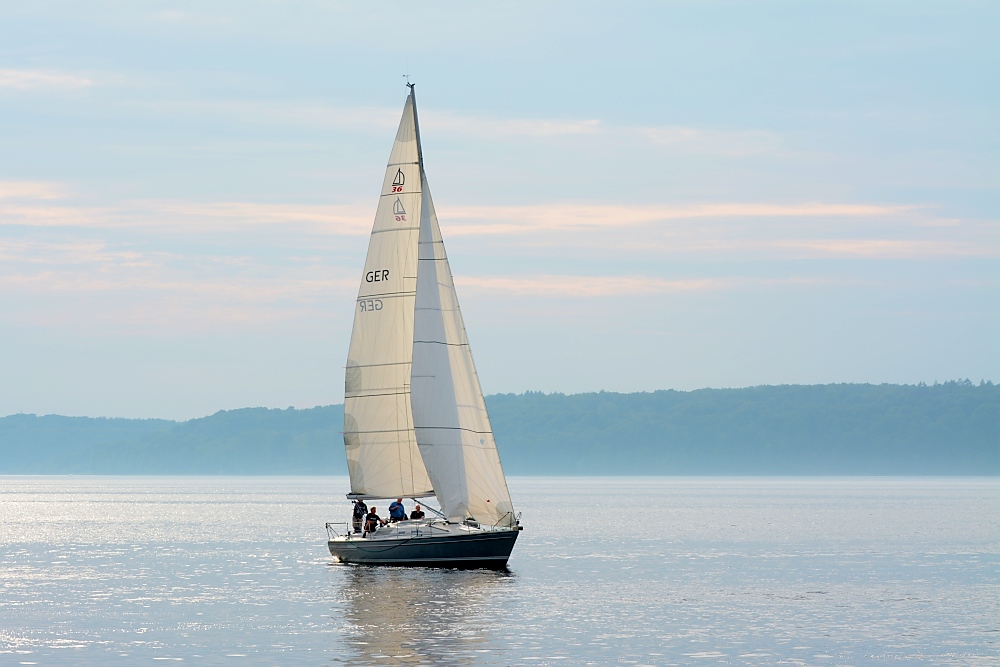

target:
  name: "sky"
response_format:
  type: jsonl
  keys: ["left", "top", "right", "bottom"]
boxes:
{"left": 0, "top": 1, "right": 997, "bottom": 419}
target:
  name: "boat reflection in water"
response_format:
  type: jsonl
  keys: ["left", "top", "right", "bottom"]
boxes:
{"left": 334, "top": 565, "right": 511, "bottom": 666}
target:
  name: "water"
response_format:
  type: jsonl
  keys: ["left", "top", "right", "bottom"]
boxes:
{"left": 0, "top": 477, "right": 996, "bottom": 666}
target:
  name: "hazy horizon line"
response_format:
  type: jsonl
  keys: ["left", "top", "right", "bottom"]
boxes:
{"left": 4, "top": 379, "right": 993, "bottom": 422}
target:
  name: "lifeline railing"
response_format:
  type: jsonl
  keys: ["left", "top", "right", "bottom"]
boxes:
{"left": 326, "top": 522, "right": 347, "bottom": 540}
{"left": 326, "top": 517, "right": 518, "bottom": 541}
{"left": 326, "top": 520, "right": 442, "bottom": 540}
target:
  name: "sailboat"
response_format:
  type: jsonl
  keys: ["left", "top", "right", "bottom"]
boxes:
{"left": 326, "top": 84, "right": 521, "bottom": 568}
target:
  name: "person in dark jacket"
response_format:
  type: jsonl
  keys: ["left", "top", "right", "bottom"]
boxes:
{"left": 351, "top": 500, "right": 368, "bottom": 534}
{"left": 409, "top": 504, "right": 425, "bottom": 520}
{"left": 363, "top": 507, "right": 385, "bottom": 536}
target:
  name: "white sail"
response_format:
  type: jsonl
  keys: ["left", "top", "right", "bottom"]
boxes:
{"left": 409, "top": 93, "right": 515, "bottom": 526}
{"left": 343, "top": 93, "right": 434, "bottom": 499}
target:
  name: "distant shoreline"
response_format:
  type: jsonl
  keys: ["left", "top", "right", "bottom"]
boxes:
{"left": 2, "top": 474, "right": 997, "bottom": 479}
{"left": 3, "top": 382, "right": 996, "bottom": 476}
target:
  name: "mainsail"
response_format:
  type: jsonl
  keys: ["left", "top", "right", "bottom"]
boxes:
{"left": 407, "top": 89, "right": 516, "bottom": 527}
{"left": 343, "top": 93, "right": 434, "bottom": 499}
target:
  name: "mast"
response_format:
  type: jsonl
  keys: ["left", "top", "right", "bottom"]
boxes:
{"left": 408, "top": 83, "right": 424, "bottom": 168}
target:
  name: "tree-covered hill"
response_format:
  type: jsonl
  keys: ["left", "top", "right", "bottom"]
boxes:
{"left": 0, "top": 407, "right": 339, "bottom": 475}
{"left": 1, "top": 382, "right": 996, "bottom": 475}
{"left": 487, "top": 382, "right": 998, "bottom": 474}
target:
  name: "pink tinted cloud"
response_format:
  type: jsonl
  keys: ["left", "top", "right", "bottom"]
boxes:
{"left": 442, "top": 202, "right": 918, "bottom": 235}
{"left": 455, "top": 274, "right": 730, "bottom": 297}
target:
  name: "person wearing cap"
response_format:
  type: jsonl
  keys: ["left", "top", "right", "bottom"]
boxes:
{"left": 409, "top": 504, "right": 425, "bottom": 520}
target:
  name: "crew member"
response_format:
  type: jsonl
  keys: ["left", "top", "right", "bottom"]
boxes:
{"left": 351, "top": 499, "right": 368, "bottom": 534}
{"left": 364, "top": 507, "right": 385, "bottom": 536}
{"left": 409, "top": 504, "right": 425, "bottom": 520}
{"left": 388, "top": 498, "right": 407, "bottom": 522}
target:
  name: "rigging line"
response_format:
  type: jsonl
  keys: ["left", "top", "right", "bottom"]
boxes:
{"left": 410, "top": 500, "right": 447, "bottom": 520}
{"left": 409, "top": 83, "right": 424, "bottom": 167}
{"left": 412, "top": 426, "right": 493, "bottom": 435}
{"left": 413, "top": 340, "right": 470, "bottom": 347}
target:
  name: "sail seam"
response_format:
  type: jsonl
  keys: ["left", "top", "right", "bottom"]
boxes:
{"left": 370, "top": 227, "right": 419, "bottom": 235}
{"left": 347, "top": 361, "right": 410, "bottom": 369}
{"left": 344, "top": 429, "right": 414, "bottom": 434}
{"left": 356, "top": 291, "right": 416, "bottom": 298}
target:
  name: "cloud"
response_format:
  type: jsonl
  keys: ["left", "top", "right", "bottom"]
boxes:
{"left": 132, "top": 99, "right": 606, "bottom": 139}
{"left": 111, "top": 96, "right": 793, "bottom": 158}
{"left": 1, "top": 194, "right": 918, "bottom": 241}
{"left": 453, "top": 274, "right": 886, "bottom": 298}
{"left": 3, "top": 181, "right": 991, "bottom": 263}
{"left": 0, "top": 184, "right": 372, "bottom": 234}
{"left": 439, "top": 202, "right": 998, "bottom": 259}
{"left": 772, "top": 239, "right": 994, "bottom": 258}
{"left": 423, "top": 112, "right": 602, "bottom": 138}
{"left": 640, "top": 126, "right": 784, "bottom": 157}
{"left": 152, "top": 201, "right": 372, "bottom": 233}
{"left": 0, "top": 69, "right": 93, "bottom": 90}
{"left": 0, "top": 181, "right": 66, "bottom": 200}
{"left": 138, "top": 99, "right": 401, "bottom": 132}
{"left": 0, "top": 240, "right": 359, "bottom": 331}
{"left": 0, "top": 270, "right": 354, "bottom": 301}
{"left": 456, "top": 274, "right": 729, "bottom": 297}
{"left": 442, "top": 202, "right": 917, "bottom": 235}
{"left": 151, "top": 9, "right": 237, "bottom": 27}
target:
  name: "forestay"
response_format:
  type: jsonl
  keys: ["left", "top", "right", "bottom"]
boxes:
{"left": 409, "top": 91, "right": 515, "bottom": 526}
{"left": 343, "top": 94, "right": 434, "bottom": 499}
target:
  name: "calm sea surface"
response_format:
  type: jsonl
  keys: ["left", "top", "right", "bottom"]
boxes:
{"left": 0, "top": 476, "right": 996, "bottom": 666}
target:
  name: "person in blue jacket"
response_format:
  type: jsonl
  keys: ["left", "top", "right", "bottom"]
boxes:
{"left": 388, "top": 498, "right": 407, "bottom": 522}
